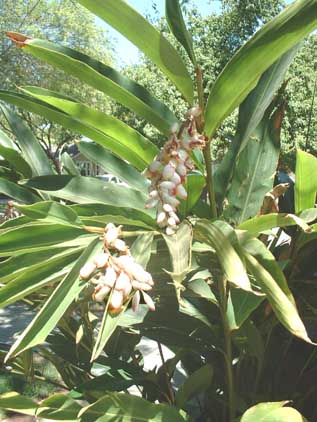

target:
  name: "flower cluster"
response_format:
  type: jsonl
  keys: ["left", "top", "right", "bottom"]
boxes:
{"left": 80, "top": 223, "right": 155, "bottom": 312}
{"left": 145, "top": 106, "right": 205, "bottom": 235}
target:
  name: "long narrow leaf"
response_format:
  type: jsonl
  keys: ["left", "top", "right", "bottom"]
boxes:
{"left": 75, "top": 0, "right": 194, "bottom": 102}
{"left": 295, "top": 149, "right": 317, "bottom": 213}
{"left": 204, "top": 0, "right": 317, "bottom": 136}
{"left": 6, "top": 34, "right": 178, "bottom": 135}
{"left": 0, "top": 177, "right": 40, "bottom": 203}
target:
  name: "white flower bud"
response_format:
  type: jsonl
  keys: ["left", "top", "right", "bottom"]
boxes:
{"left": 170, "top": 122, "right": 179, "bottom": 133}
{"left": 170, "top": 172, "right": 181, "bottom": 185}
{"left": 163, "top": 164, "right": 175, "bottom": 180}
{"left": 176, "top": 184, "right": 187, "bottom": 199}
{"left": 149, "top": 190, "right": 158, "bottom": 199}
{"left": 168, "top": 211, "right": 180, "bottom": 224}
{"left": 178, "top": 149, "right": 188, "bottom": 161}
{"left": 132, "top": 290, "right": 140, "bottom": 312}
{"left": 105, "top": 226, "right": 120, "bottom": 244}
{"left": 115, "top": 271, "right": 131, "bottom": 291}
{"left": 104, "top": 267, "right": 117, "bottom": 287}
{"left": 113, "top": 238, "right": 127, "bottom": 252}
{"left": 94, "top": 253, "right": 109, "bottom": 269}
{"left": 142, "top": 291, "right": 155, "bottom": 311}
{"left": 149, "top": 160, "right": 162, "bottom": 173}
{"left": 176, "top": 163, "right": 187, "bottom": 176}
{"left": 163, "top": 203, "right": 174, "bottom": 213}
{"left": 157, "top": 211, "right": 167, "bottom": 224}
{"left": 93, "top": 285, "right": 110, "bottom": 302}
{"left": 167, "top": 217, "right": 177, "bottom": 227}
{"left": 109, "top": 290, "right": 124, "bottom": 311}
{"left": 122, "top": 280, "right": 132, "bottom": 299}
{"left": 160, "top": 181, "right": 175, "bottom": 191}
{"left": 132, "top": 280, "right": 152, "bottom": 291}
{"left": 80, "top": 262, "right": 96, "bottom": 280}
{"left": 166, "top": 226, "right": 176, "bottom": 236}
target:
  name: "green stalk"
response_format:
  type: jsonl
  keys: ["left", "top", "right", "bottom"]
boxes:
{"left": 218, "top": 278, "right": 235, "bottom": 422}
{"left": 195, "top": 66, "right": 217, "bottom": 219}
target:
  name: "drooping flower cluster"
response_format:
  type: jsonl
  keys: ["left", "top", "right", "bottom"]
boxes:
{"left": 145, "top": 106, "right": 205, "bottom": 235}
{"left": 80, "top": 223, "right": 155, "bottom": 312}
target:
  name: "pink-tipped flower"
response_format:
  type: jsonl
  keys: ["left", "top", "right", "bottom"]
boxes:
{"left": 149, "top": 160, "right": 162, "bottom": 173}
{"left": 170, "top": 172, "right": 181, "bottom": 185}
{"left": 176, "top": 163, "right": 187, "bottom": 176}
{"left": 80, "top": 262, "right": 96, "bottom": 280}
{"left": 115, "top": 271, "right": 131, "bottom": 291}
{"left": 104, "top": 267, "right": 117, "bottom": 288}
{"left": 163, "top": 164, "right": 175, "bottom": 180}
{"left": 109, "top": 290, "right": 124, "bottom": 311}
{"left": 167, "top": 217, "right": 177, "bottom": 227}
{"left": 94, "top": 253, "right": 109, "bottom": 269}
{"left": 93, "top": 285, "right": 111, "bottom": 302}
{"left": 176, "top": 184, "right": 187, "bottom": 199}
{"left": 142, "top": 291, "right": 156, "bottom": 311}
{"left": 163, "top": 203, "right": 174, "bottom": 213}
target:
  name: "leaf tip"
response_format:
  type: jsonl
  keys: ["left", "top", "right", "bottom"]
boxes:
{"left": 5, "top": 32, "right": 31, "bottom": 47}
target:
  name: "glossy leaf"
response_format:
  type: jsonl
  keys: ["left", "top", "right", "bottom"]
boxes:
{"left": 228, "top": 287, "right": 264, "bottom": 330}
{"left": 179, "top": 173, "right": 206, "bottom": 216}
{"left": 75, "top": 0, "right": 194, "bottom": 103}
{"left": 165, "top": 0, "right": 196, "bottom": 65}
{"left": 5, "top": 35, "right": 177, "bottom": 134}
{"left": 23, "top": 86, "right": 158, "bottom": 170}
{"left": 0, "top": 90, "right": 155, "bottom": 171}
{"left": 78, "top": 140, "right": 148, "bottom": 193}
{"left": 0, "top": 128, "right": 32, "bottom": 177}
{"left": 238, "top": 213, "right": 312, "bottom": 236}
{"left": 244, "top": 252, "right": 313, "bottom": 344}
{"left": 223, "top": 102, "right": 282, "bottom": 225}
{"left": 295, "top": 149, "right": 317, "bottom": 213}
{"left": 21, "top": 175, "right": 150, "bottom": 212}
{"left": 78, "top": 392, "right": 187, "bottom": 422}
{"left": 175, "top": 364, "right": 213, "bottom": 409}
{"left": 241, "top": 401, "right": 306, "bottom": 422}
{"left": 0, "top": 103, "right": 53, "bottom": 176}
{"left": 0, "top": 392, "right": 37, "bottom": 416}
{"left": 205, "top": 0, "right": 317, "bottom": 136}
{"left": 214, "top": 48, "right": 298, "bottom": 203}
{"left": 195, "top": 219, "right": 251, "bottom": 291}
{"left": 16, "top": 201, "right": 82, "bottom": 226}
{"left": 6, "top": 237, "right": 101, "bottom": 359}
{"left": 0, "top": 177, "right": 40, "bottom": 203}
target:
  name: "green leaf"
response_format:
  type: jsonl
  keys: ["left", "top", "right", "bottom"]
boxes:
{"left": 0, "top": 248, "right": 81, "bottom": 307}
{"left": 0, "top": 128, "right": 32, "bottom": 177}
{"left": 175, "top": 364, "right": 213, "bottom": 409}
{"left": 241, "top": 401, "right": 306, "bottom": 422}
{"left": 16, "top": 201, "right": 82, "bottom": 226}
{"left": 76, "top": 0, "right": 193, "bottom": 103}
{"left": 72, "top": 203, "right": 156, "bottom": 230}
{"left": 228, "top": 287, "right": 264, "bottom": 330}
{"left": 0, "top": 392, "right": 37, "bottom": 416}
{"left": 0, "top": 222, "right": 85, "bottom": 256}
{"left": 5, "top": 37, "right": 177, "bottom": 135}
{"left": 130, "top": 233, "right": 155, "bottom": 267}
{"left": 37, "top": 394, "right": 82, "bottom": 421}
{"left": 0, "top": 177, "right": 40, "bottom": 203}
{"left": 244, "top": 252, "right": 313, "bottom": 344}
{"left": 295, "top": 149, "right": 317, "bottom": 213}
{"left": 165, "top": 0, "right": 196, "bottom": 65}
{"left": 78, "top": 392, "right": 187, "bottom": 422}
{"left": 61, "top": 151, "right": 81, "bottom": 176}
{"left": 238, "top": 213, "right": 312, "bottom": 236}
{"left": 0, "top": 90, "right": 153, "bottom": 171}
{"left": 78, "top": 140, "right": 148, "bottom": 193}
{"left": 223, "top": 103, "right": 282, "bottom": 225}
{"left": 6, "top": 236, "right": 101, "bottom": 359}
{"left": 21, "top": 176, "right": 151, "bottom": 212}
{"left": 0, "top": 104, "right": 53, "bottom": 176}
{"left": 23, "top": 86, "right": 158, "bottom": 170}
{"left": 195, "top": 220, "right": 251, "bottom": 291}
{"left": 163, "top": 221, "right": 192, "bottom": 287}
{"left": 214, "top": 48, "right": 298, "bottom": 204}
{"left": 204, "top": 0, "right": 317, "bottom": 136}
{"left": 179, "top": 173, "right": 206, "bottom": 216}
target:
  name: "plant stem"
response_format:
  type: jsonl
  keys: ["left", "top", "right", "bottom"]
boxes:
{"left": 218, "top": 278, "right": 235, "bottom": 422}
{"left": 157, "top": 341, "right": 175, "bottom": 404}
{"left": 203, "top": 141, "right": 217, "bottom": 219}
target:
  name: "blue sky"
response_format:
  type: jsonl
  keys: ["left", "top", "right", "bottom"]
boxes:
{"left": 100, "top": 0, "right": 293, "bottom": 66}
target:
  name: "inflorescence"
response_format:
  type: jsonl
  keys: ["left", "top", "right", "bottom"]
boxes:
{"left": 145, "top": 106, "right": 205, "bottom": 235}
{"left": 80, "top": 223, "right": 155, "bottom": 312}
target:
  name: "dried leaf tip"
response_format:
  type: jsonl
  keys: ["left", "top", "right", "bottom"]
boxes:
{"left": 5, "top": 32, "right": 31, "bottom": 47}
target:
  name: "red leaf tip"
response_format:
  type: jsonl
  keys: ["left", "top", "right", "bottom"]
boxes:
{"left": 5, "top": 32, "right": 31, "bottom": 47}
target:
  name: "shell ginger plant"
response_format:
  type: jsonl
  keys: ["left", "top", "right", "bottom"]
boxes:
{"left": 0, "top": 1, "right": 317, "bottom": 422}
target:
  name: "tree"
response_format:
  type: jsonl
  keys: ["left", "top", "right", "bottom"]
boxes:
{"left": 0, "top": 0, "right": 113, "bottom": 171}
